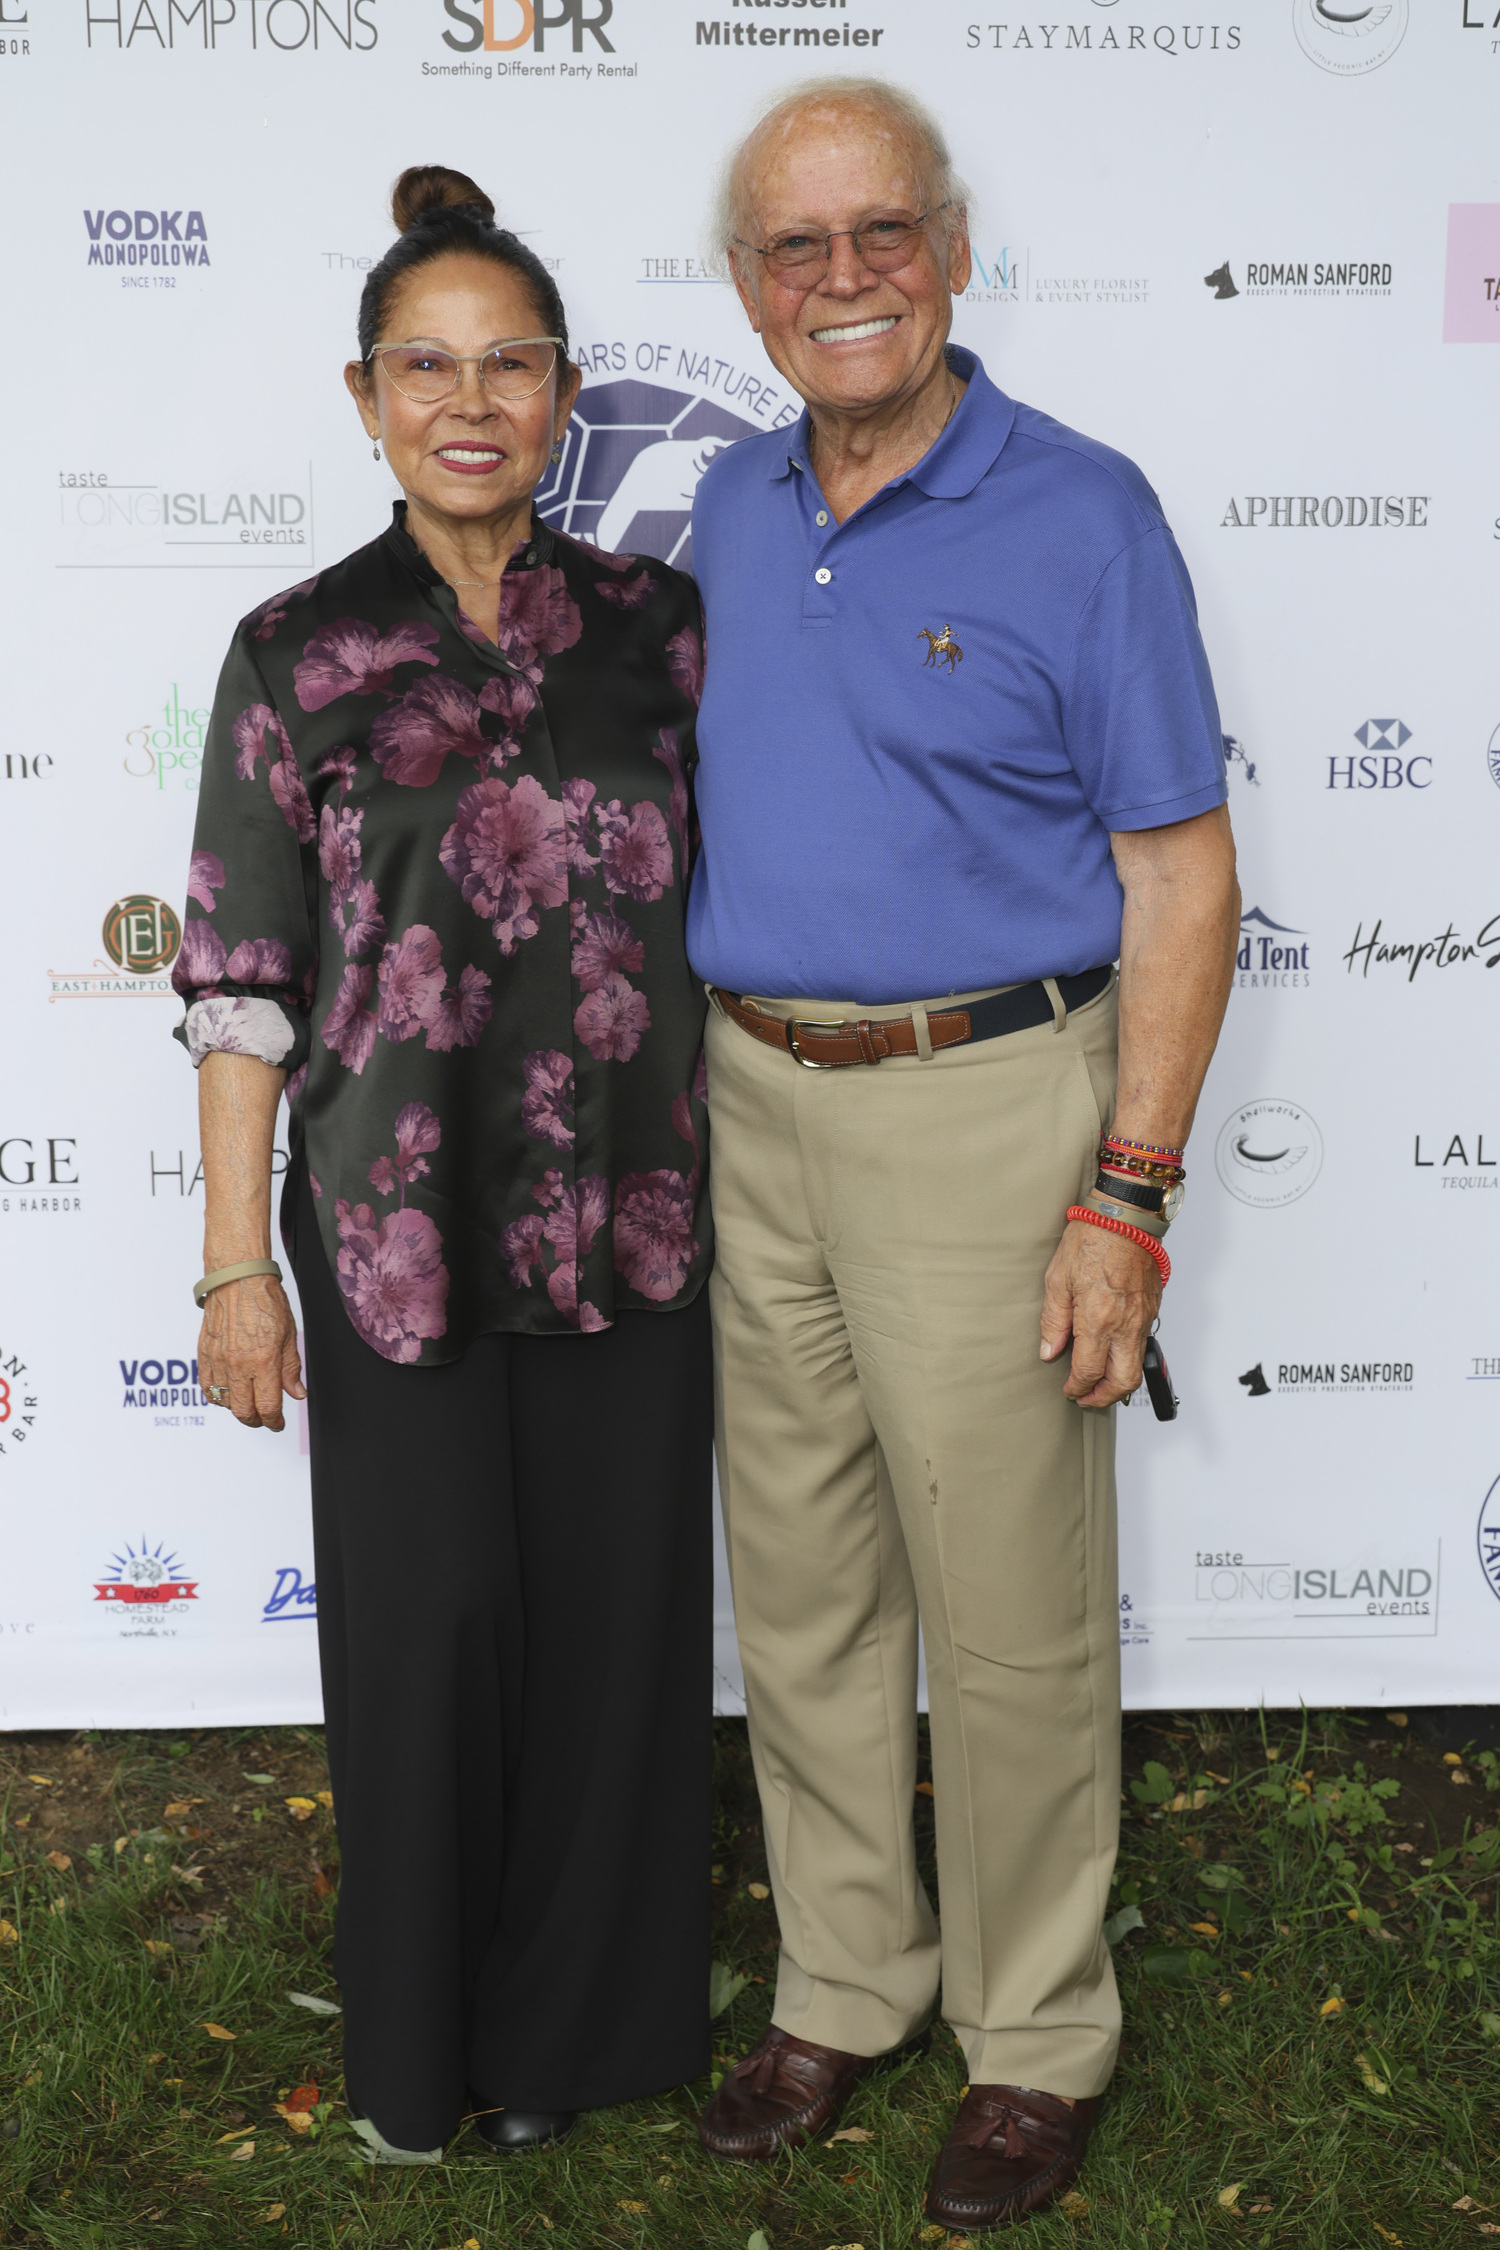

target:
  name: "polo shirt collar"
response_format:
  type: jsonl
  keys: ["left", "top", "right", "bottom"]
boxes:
{"left": 769, "top": 343, "right": 1017, "bottom": 499}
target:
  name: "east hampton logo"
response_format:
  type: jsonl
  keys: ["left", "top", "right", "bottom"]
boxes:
{"left": 1293, "top": 0, "right": 1407, "bottom": 75}
{"left": 538, "top": 347, "right": 781, "bottom": 570}
{"left": 0, "top": 1345, "right": 39, "bottom": 1462}
{"left": 57, "top": 467, "right": 314, "bottom": 568}
{"left": 1193, "top": 1543, "right": 1436, "bottom": 1635}
{"left": 48, "top": 895, "right": 181, "bottom": 1004}
{"left": 1236, "top": 906, "right": 1309, "bottom": 990}
{"left": 1214, "top": 1098, "right": 1323, "bottom": 1209}
{"left": 85, "top": 208, "right": 208, "bottom": 270}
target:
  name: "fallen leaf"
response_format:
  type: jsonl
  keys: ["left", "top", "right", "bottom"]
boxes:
{"left": 228, "top": 2140, "right": 256, "bottom": 2162}
{"left": 27, "top": 1775, "right": 53, "bottom": 1787}
{"left": 1218, "top": 2184, "right": 1245, "bottom": 2209}
{"left": 202, "top": 2023, "right": 236, "bottom": 2042}
{"left": 1453, "top": 2197, "right": 1489, "bottom": 2212}
{"left": 709, "top": 1961, "right": 749, "bottom": 2017}
{"left": 1247, "top": 2204, "right": 1273, "bottom": 2215}
{"left": 163, "top": 1799, "right": 205, "bottom": 1819}
{"left": 274, "top": 2105, "right": 313, "bottom": 2135}
{"left": 1355, "top": 2054, "right": 1389, "bottom": 2095}
{"left": 243, "top": 1773, "right": 277, "bottom": 1784}
{"left": 1444, "top": 1753, "right": 1464, "bottom": 1766}
{"left": 839, "top": 2170, "right": 861, "bottom": 2184}
{"left": 1477, "top": 2228, "right": 1500, "bottom": 2238}
{"left": 287, "top": 1991, "right": 341, "bottom": 2015}
{"left": 915, "top": 1781, "right": 935, "bottom": 1796}
{"left": 1205, "top": 1770, "right": 1232, "bottom": 1784}
{"left": 921, "top": 2231, "right": 948, "bottom": 2245}
{"left": 1452, "top": 1770, "right": 1473, "bottom": 1786}
{"left": 1170, "top": 1789, "right": 1210, "bottom": 1812}
{"left": 1479, "top": 2012, "right": 1500, "bottom": 2042}
{"left": 280, "top": 2082, "right": 319, "bottom": 2112}
{"left": 1319, "top": 1997, "right": 1345, "bottom": 2016}
{"left": 1372, "top": 2230, "right": 1403, "bottom": 2246}
{"left": 254, "top": 2209, "right": 287, "bottom": 2228}
{"left": 750, "top": 2234, "right": 775, "bottom": 2250}
{"left": 144, "top": 1940, "right": 173, "bottom": 1958}
{"left": 618, "top": 2201, "right": 648, "bottom": 2214}
{"left": 1189, "top": 1921, "right": 1219, "bottom": 1937}
{"left": 48, "top": 1899, "right": 67, "bottom": 1919}
{"left": 1103, "top": 1903, "right": 1144, "bottom": 1946}
{"left": 0, "top": 1923, "right": 18, "bottom": 1946}
{"left": 1217, "top": 1990, "right": 1234, "bottom": 2007}
{"left": 1264, "top": 1747, "right": 1281, "bottom": 1761}
{"left": 828, "top": 2126, "right": 875, "bottom": 2143}
{"left": 45, "top": 1851, "right": 71, "bottom": 1873}
{"left": 1060, "top": 2190, "right": 1090, "bottom": 2216}
{"left": 747, "top": 1882, "right": 770, "bottom": 1901}
{"left": 284, "top": 1797, "right": 317, "bottom": 1821}
{"left": 315, "top": 1790, "right": 334, "bottom": 1809}
{"left": 310, "top": 1870, "right": 334, "bottom": 1900}
{"left": 146, "top": 2054, "right": 165, "bottom": 2065}
{"left": 217, "top": 2126, "right": 257, "bottom": 2143}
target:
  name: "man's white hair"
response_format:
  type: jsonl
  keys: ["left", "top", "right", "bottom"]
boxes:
{"left": 707, "top": 76, "right": 972, "bottom": 276}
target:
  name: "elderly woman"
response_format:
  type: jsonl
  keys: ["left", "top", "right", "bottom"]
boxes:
{"left": 172, "top": 166, "right": 712, "bottom": 2161}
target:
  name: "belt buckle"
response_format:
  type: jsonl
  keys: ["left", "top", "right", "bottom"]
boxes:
{"left": 785, "top": 1016, "right": 847, "bottom": 1069}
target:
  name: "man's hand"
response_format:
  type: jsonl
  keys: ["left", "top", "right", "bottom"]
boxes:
{"left": 1039, "top": 1218, "right": 1162, "bottom": 1408}
{"left": 198, "top": 1274, "right": 305, "bottom": 1431}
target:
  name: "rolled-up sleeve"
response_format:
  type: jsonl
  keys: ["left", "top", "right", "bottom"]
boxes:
{"left": 171, "top": 628, "right": 318, "bottom": 1074}
{"left": 1061, "top": 524, "right": 1228, "bottom": 832}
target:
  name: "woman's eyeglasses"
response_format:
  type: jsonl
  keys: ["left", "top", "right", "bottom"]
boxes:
{"left": 733, "top": 206, "right": 950, "bottom": 284}
{"left": 370, "top": 338, "right": 565, "bottom": 404}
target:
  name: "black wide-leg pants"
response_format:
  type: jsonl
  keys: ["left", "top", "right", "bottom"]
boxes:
{"left": 288, "top": 1165, "right": 714, "bottom": 2151}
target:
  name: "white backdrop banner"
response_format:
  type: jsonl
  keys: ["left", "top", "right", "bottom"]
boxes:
{"left": 2, "top": 0, "right": 1498, "bottom": 1726}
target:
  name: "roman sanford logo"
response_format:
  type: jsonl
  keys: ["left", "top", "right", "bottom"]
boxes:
{"left": 1214, "top": 1099, "right": 1323, "bottom": 1209}
{"left": 94, "top": 1538, "right": 198, "bottom": 1606}
{"left": 85, "top": 208, "right": 208, "bottom": 270}
{"left": 1204, "top": 261, "right": 1239, "bottom": 299}
{"left": 537, "top": 355, "right": 773, "bottom": 570}
{"left": 1238, "top": 1359, "right": 1414, "bottom": 1397}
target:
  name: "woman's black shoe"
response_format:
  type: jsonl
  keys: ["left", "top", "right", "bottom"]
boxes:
{"left": 473, "top": 2107, "right": 579, "bottom": 2152}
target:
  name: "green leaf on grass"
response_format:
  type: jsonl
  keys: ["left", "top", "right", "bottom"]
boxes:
{"left": 1478, "top": 2012, "right": 1500, "bottom": 2042}
{"left": 1142, "top": 1945, "right": 1214, "bottom": 1986}
{"left": 748, "top": 2233, "right": 771, "bottom": 2250}
{"left": 1131, "top": 1761, "right": 1176, "bottom": 1806}
{"left": 1103, "top": 1904, "right": 1145, "bottom": 1947}
{"left": 287, "top": 1991, "right": 341, "bottom": 2016}
{"left": 710, "top": 1962, "right": 750, "bottom": 2018}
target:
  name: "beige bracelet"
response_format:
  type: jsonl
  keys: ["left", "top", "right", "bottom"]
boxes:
{"left": 1083, "top": 1191, "right": 1168, "bottom": 1240}
{"left": 193, "top": 1259, "right": 283, "bottom": 1309}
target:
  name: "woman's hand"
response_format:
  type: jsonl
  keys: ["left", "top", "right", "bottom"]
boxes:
{"left": 198, "top": 1273, "right": 306, "bottom": 1431}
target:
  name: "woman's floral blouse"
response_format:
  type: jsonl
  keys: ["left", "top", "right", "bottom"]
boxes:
{"left": 173, "top": 504, "right": 710, "bottom": 1365}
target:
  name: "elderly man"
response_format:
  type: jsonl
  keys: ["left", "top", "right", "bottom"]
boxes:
{"left": 687, "top": 77, "right": 1238, "bottom": 2231}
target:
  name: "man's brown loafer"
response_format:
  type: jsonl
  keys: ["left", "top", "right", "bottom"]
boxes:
{"left": 696, "top": 2026, "right": 875, "bottom": 2160}
{"left": 925, "top": 2083, "right": 1102, "bottom": 2229}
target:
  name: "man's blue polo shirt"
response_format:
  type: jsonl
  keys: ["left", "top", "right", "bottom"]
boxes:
{"left": 685, "top": 345, "right": 1226, "bottom": 1004}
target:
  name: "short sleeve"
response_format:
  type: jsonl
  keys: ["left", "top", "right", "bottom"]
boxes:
{"left": 1061, "top": 524, "right": 1228, "bottom": 832}
{"left": 171, "top": 629, "right": 319, "bottom": 1073}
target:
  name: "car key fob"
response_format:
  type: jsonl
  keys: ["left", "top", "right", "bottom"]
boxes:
{"left": 1142, "top": 1331, "right": 1178, "bottom": 1422}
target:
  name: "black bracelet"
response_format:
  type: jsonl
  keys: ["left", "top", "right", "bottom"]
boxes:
{"left": 1094, "top": 1169, "right": 1165, "bottom": 1216}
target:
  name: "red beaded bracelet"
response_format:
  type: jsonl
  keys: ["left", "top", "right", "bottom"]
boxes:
{"left": 1066, "top": 1204, "right": 1172, "bottom": 1284}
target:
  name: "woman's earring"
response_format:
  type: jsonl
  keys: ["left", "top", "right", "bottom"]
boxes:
{"left": 372, "top": 439, "right": 381, "bottom": 462}
{"left": 551, "top": 441, "right": 562, "bottom": 463}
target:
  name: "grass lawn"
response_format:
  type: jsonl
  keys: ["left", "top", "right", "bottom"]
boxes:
{"left": 0, "top": 1707, "right": 1496, "bottom": 2249}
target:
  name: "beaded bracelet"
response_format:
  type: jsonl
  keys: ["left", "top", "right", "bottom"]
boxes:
{"left": 1102, "top": 1134, "right": 1185, "bottom": 1161}
{"left": 1099, "top": 1151, "right": 1185, "bottom": 1187}
{"left": 1066, "top": 1204, "right": 1171, "bottom": 1285}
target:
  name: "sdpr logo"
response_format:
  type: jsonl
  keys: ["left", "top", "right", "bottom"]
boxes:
{"left": 442, "top": 0, "right": 614, "bottom": 52}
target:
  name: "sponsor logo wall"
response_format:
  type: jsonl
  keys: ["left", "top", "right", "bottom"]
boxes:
{"left": 0, "top": 0, "right": 1494, "bottom": 1724}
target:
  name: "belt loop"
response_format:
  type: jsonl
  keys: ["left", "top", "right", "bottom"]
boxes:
{"left": 706, "top": 983, "right": 728, "bottom": 1019}
{"left": 1041, "top": 976, "right": 1067, "bottom": 1033}
{"left": 911, "top": 1004, "right": 934, "bottom": 1061}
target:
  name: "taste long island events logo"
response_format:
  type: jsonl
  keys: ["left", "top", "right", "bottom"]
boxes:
{"left": 1236, "top": 906, "right": 1309, "bottom": 991}
{"left": 94, "top": 1538, "right": 198, "bottom": 1639}
{"left": 1192, "top": 1542, "right": 1436, "bottom": 1639}
{"left": 48, "top": 895, "right": 181, "bottom": 1003}
{"left": 1215, "top": 1099, "right": 1323, "bottom": 1208}
{"left": 0, "top": 1344, "right": 40, "bottom": 1462}
{"left": 1293, "top": 0, "right": 1407, "bottom": 74}
{"left": 536, "top": 344, "right": 791, "bottom": 569}
{"left": 57, "top": 468, "right": 314, "bottom": 570}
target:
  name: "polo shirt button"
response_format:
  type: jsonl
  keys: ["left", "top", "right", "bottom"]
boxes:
{"left": 815, "top": 510, "right": 829, "bottom": 527}
{"left": 814, "top": 567, "right": 832, "bottom": 585}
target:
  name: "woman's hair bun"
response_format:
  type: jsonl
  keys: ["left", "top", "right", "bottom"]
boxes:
{"left": 390, "top": 165, "right": 496, "bottom": 235}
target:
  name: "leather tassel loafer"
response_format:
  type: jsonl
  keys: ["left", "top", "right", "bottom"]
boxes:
{"left": 697, "top": 2025, "right": 923, "bottom": 2161}
{"left": 924, "top": 2084, "right": 1103, "bottom": 2229}
{"left": 473, "top": 2107, "right": 578, "bottom": 2153}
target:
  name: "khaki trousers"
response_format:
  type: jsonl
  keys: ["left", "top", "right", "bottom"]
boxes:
{"left": 706, "top": 977, "right": 1122, "bottom": 2097}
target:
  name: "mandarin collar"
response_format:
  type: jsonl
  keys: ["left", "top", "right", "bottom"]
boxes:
{"left": 772, "top": 345, "right": 1017, "bottom": 501}
{"left": 383, "top": 500, "right": 557, "bottom": 586}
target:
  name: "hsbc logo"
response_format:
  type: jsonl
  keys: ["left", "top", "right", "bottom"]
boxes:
{"left": 1330, "top": 720, "right": 1430, "bottom": 790}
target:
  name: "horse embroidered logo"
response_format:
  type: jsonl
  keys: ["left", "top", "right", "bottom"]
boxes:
{"left": 918, "top": 623, "right": 963, "bottom": 674}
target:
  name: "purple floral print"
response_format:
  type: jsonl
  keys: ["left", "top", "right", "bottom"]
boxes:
{"left": 571, "top": 909, "right": 644, "bottom": 992}
{"left": 593, "top": 546, "right": 640, "bottom": 573}
{"left": 187, "top": 850, "right": 225, "bottom": 913}
{"left": 477, "top": 671, "right": 536, "bottom": 766}
{"left": 374, "top": 926, "right": 492, "bottom": 1052}
{"left": 652, "top": 729, "right": 690, "bottom": 884}
{"left": 225, "top": 937, "right": 293, "bottom": 984}
{"left": 323, "top": 964, "right": 378, "bottom": 1074}
{"left": 439, "top": 774, "right": 567, "bottom": 953}
{"left": 172, "top": 919, "right": 227, "bottom": 995}
{"left": 520, "top": 1049, "right": 575, "bottom": 1149}
{"left": 368, "top": 1098, "right": 441, "bottom": 1195}
{"left": 335, "top": 1201, "right": 449, "bottom": 1363}
{"left": 494, "top": 565, "right": 583, "bottom": 677}
{"left": 613, "top": 1169, "right": 696, "bottom": 1302}
{"left": 596, "top": 569, "right": 656, "bottom": 611}
{"left": 232, "top": 703, "right": 314, "bottom": 841}
{"left": 294, "top": 617, "right": 440, "bottom": 711}
{"left": 319, "top": 744, "right": 358, "bottom": 798}
{"left": 369, "top": 674, "right": 496, "bottom": 788}
{"left": 244, "top": 576, "right": 318, "bottom": 643}
{"left": 575, "top": 972, "right": 651, "bottom": 1063}
{"left": 562, "top": 776, "right": 600, "bottom": 876}
{"left": 319, "top": 803, "right": 362, "bottom": 894}
{"left": 665, "top": 624, "right": 703, "bottom": 709}
{"left": 320, "top": 805, "right": 386, "bottom": 961}
{"left": 500, "top": 1167, "right": 610, "bottom": 1329}
{"left": 597, "top": 797, "right": 674, "bottom": 903}
{"left": 285, "top": 1062, "right": 308, "bottom": 1107}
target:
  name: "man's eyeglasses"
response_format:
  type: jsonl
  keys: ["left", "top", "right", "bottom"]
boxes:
{"left": 369, "top": 337, "right": 565, "bottom": 404}
{"left": 733, "top": 206, "right": 951, "bottom": 284}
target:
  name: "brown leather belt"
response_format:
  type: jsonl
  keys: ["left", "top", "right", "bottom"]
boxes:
{"left": 709, "top": 965, "right": 1112, "bottom": 1070}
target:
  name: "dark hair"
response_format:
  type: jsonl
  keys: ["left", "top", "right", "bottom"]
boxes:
{"left": 356, "top": 165, "right": 570, "bottom": 366}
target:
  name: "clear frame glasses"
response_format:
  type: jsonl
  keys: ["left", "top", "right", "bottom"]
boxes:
{"left": 370, "top": 337, "right": 565, "bottom": 404}
{"left": 734, "top": 205, "right": 950, "bottom": 284}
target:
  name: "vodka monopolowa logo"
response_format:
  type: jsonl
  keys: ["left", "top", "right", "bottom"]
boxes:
{"left": 85, "top": 207, "right": 208, "bottom": 270}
